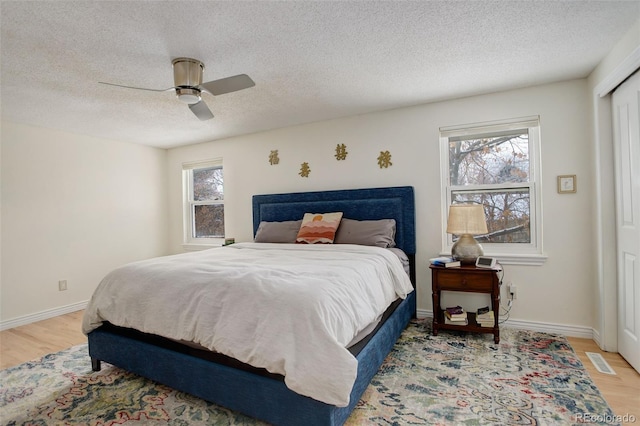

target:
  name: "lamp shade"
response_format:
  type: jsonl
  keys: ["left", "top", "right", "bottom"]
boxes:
{"left": 446, "top": 204, "right": 488, "bottom": 235}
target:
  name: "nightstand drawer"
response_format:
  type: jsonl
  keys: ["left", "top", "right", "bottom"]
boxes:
{"left": 436, "top": 270, "right": 493, "bottom": 291}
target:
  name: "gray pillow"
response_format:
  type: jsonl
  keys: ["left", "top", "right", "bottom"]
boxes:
{"left": 334, "top": 218, "right": 396, "bottom": 248}
{"left": 254, "top": 220, "right": 303, "bottom": 243}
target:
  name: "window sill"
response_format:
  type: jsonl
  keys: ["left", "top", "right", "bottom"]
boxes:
{"left": 182, "top": 243, "right": 223, "bottom": 252}
{"left": 438, "top": 252, "right": 548, "bottom": 266}
{"left": 486, "top": 253, "right": 548, "bottom": 266}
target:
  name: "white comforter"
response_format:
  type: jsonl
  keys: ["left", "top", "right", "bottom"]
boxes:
{"left": 82, "top": 243, "right": 413, "bottom": 406}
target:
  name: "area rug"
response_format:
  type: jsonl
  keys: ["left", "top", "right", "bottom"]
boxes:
{"left": 0, "top": 320, "right": 618, "bottom": 425}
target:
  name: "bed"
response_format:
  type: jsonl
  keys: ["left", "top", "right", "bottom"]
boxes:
{"left": 85, "top": 186, "right": 416, "bottom": 426}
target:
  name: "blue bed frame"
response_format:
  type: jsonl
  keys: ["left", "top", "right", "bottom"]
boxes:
{"left": 88, "top": 186, "right": 416, "bottom": 426}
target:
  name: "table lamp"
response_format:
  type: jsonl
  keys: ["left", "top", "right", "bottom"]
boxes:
{"left": 446, "top": 203, "right": 488, "bottom": 264}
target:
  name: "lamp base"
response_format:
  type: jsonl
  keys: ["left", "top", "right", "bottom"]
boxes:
{"left": 451, "top": 234, "right": 484, "bottom": 265}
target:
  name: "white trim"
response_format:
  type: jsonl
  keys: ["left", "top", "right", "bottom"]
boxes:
{"left": 182, "top": 242, "right": 223, "bottom": 251}
{"left": 487, "top": 253, "right": 548, "bottom": 266}
{"left": 439, "top": 135, "right": 451, "bottom": 251}
{"left": 595, "top": 46, "right": 640, "bottom": 97}
{"left": 416, "top": 308, "right": 594, "bottom": 339}
{"left": 182, "top": 157, "right": 223, "bottom": 170}
{"left": 416, "top": 308, "right": 432, "bottom": 319}
{"left": 182, "top": 160, "right": 225, "bottom": 245}
{"left": 1, "top": 302, "right": 596, "bottom": 342}
{"left": 592, "top": 328, "right": 603, "bottom": 351}
{"left": 436, "top": 252, "right": 548, "bottom": 266}
{"left": 592, "top": 45, "right": 640, "bottom": 352}
{"left": 0, "top": 300, "right": 88, "bottom": 331}
{"left": 593, "top": 92, "right": 618, "bottom": 352}
{"left": 440, "top": 115, "right": 540, "bottom": 136}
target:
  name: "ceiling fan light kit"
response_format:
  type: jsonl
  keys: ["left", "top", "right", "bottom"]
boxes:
{"left": 100, "top": 57, "right": 255, "bottom": 121}
{"left": 175, "top": 87, "right": 202, "bottom": 105}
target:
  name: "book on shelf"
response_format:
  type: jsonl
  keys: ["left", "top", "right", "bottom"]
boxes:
{"left": 445, "top": 312, "right": 467, "bottom": 321}
{"left": 444, "top": 306, "right": 467, "bottom": 321}
{"left": 445, "top": 316, "right": 468, "bottom": 325}
{"left": 476, "top": 306, "right": 490, "bottom": 316}
{"left": 445, "top": 305, "right": 463, "bottom": 314}
{"left": 476, "top": 311, "right": 494, "bottom": 320}
{"left": 476, "top": 309, "right": 495, "bottom": 327}
{"left": 429, "top": 257, "right": 461, "bottom": 268}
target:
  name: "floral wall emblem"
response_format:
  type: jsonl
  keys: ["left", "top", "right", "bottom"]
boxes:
{"left": 299, "top": 162, "right": 311, "bottom": 177}
{"left": 268, "top": 150, "right": 280, "bottom": 165}
{"left": 377, "top": 150, "right": 393, "bottom": 168}
{"left": 335, "top": 144, "right": 348, "bottom": 161}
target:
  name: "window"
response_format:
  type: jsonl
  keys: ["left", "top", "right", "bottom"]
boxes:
{"left": 183, "top": 158, "right": 224, "bottom": 248}
{"left": 439, "top": 116, "right": 545, "bottom": 265}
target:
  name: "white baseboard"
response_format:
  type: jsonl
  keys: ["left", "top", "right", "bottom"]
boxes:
{"left": 416, "top": 308, "right": 595, "bottom": 340}
{"left": 0, "top": 300, "right": 88, "bottom": 331}
{"left": 592, "top": 328, "right": 603, "bottom": 349}
{"left": 2, "top": 303, "right": 595, "bottom": 341}
{"left": 416, "top": 308, "right": 432, "bottom": 319}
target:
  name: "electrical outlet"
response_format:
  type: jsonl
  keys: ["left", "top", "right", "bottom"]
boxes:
{"left": 58, "top": 280, "right": 67, "bottom": 291}
{"left": 509, "top": 283, "right": 517, "bottom": 300}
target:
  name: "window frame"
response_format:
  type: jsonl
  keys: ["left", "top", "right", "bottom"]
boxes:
{"left": 182, "top": 158, "right": 225, "bottom": 250}
{"left": 439, "top": 116, "right": 547, "bottom": 265}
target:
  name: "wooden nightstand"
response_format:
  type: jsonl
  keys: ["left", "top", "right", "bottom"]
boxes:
{"left": 430, "top": 264, "right": 501, "bottom": 343}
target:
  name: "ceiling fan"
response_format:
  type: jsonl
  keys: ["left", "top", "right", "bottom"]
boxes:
{"left": 99, "top": 57, "right": 255, "bottom": 120}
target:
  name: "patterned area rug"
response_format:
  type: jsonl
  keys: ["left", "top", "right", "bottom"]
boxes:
{"left": 1, "top": 320, "right": 618, "bottom": 425}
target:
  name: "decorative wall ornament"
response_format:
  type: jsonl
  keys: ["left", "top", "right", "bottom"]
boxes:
{"left": 557, "top": 174, "right": 577, "bottom": 193}
{"left": 299, "top": 162, "right": 311, "bottom": 177}
{"left": 377, "top": 150, "right": 393, "bottom": 168}
{"left": 268, "top": 150, "right": 280, "bottom": 165}
{"left": 335, "top": 144, "right": 348, "bottom": 161}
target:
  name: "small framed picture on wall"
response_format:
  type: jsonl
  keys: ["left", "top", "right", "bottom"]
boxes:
{"left": 557, "top": 175, "right": 577, "bottom": 193}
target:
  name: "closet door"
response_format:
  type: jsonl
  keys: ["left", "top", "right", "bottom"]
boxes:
{"left": 612, "top": 69, "right": 640, "bottom": 373}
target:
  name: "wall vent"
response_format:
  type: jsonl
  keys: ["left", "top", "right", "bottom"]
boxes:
{"left": 585, "top": 352, "right": 616, "bottom": 375}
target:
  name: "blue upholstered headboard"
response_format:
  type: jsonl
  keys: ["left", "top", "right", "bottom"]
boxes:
{"left": 252, "top": 186, "right": 416, "bottom": 255}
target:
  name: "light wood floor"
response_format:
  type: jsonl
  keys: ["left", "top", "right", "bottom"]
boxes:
{"left": 0, "top": 310, "right": 86, "bottom": 369}
{"left": 1, "top": 311, "right": 639, "bottom": 422}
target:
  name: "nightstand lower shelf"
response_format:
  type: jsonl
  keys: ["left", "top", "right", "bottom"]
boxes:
{"left": 436, "top": 312, "right": 498, "bottom": 335}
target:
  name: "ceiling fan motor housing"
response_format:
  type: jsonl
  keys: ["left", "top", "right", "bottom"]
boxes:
{"left": 172, "top": 58, "right": 204, "bottom": 104}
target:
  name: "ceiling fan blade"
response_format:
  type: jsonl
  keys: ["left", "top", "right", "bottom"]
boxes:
{"left": 188, "top": 101, "right": 214, "bottom": 121}
{"left": 200, "top": 74, "right": 255, "bottom": 96}
{"left": 99, "top": 81, "right": 174, "bottom": 92}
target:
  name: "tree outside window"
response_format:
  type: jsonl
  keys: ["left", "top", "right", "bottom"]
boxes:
{"left": 449, "top": 131, "right": 530, "bottom": 244}
{"left": 192, "top": 167, "right": 224, "bottom": 238}
{"left": 183, "top": 159, "right": 225, "bottom": 248}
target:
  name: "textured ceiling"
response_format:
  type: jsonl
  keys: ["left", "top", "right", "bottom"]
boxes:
{"left": 1, "top": 1, "right": 639, "bottom": 149}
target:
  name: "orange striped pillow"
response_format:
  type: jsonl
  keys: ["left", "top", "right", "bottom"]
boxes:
{"left": 295, "top": 212, "right": 343, "bottom": 244}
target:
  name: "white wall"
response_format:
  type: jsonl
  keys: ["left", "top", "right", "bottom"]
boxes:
{"left": 0, "top": 78, "right": 607, "bottom": 335}
{"left": 167, "top": 79, "right": 596, "bottom": 334}
{"left": 0, "top": 121, "right": 169, "bottom": 325}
